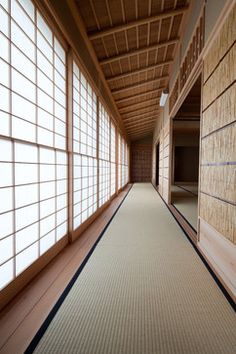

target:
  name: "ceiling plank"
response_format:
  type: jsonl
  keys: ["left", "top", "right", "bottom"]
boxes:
{"left": 122, "top": 109, "right": 159, "bottom": 120}
{"left": 118, "top": 97, "right": 160, "bottom": 111}
{"left": 123, "top": 114, "right": 158, "bottom": 123}
{"left": 129, "top": 124, "right": 154, "bottom": 130}
{"left": 125, "top": 119, "right": 157, "bottom": 128}
{"left": 112, "top": 75, "right": 168, "bottom": 94}
{"left": 106, "top": 59, "right": 173, "bottom": 82}
{"left": 127, "top": 126, "right": 154, "bottom": 134}
{"left": 88, "top": 6, "right": 189, "bottom": 40}
{"left": 115, "top": 87, "right": 164, "bottom": 103}
{"left": 120, "top": 102, "right": 159, "bottom": 115}
{"left": 100, "top": 39, "right": 178, "bottom": 65}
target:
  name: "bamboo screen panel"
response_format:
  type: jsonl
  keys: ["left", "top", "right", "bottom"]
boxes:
{"left": 200, "top": 4, "right": 236, "bottom": 244}
{"left": 0, "top": 0, "right": 68, "bottom": 290}
{"left": 72, "top": 61, "right": 98, "bottom": 229}
{"left": 99, "top": 103, "right": 111, "bottom": 207}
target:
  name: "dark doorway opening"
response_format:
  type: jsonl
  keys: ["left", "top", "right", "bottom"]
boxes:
{"left": 156, "top": 143, "right": 159, "bottom": 186}
{"left": 171, "top": 75, "right": 201, "bottom": 232}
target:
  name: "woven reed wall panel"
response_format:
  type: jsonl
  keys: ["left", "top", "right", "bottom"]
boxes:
{"left": 202, "top": 43, "right": 236, "bottom": 110}
{"left": 204, "top": 4, "right": 236, "bottom": 82}
{"left": 202, "top": 83, "right": 236, "bottom": 137}
{"left": 164, "top": 133, "right": 170, "bottom": 147}
{"left": 201, "top": 123, "right": 236, "bottom": 164}
{"left": 163, "top": 156, "right": 169, "bottom": 168}
{"left": 163, "top": 167, "right": 169, "bottom": 178}
{"left": 199, "top": 193, "right": 236, "bottom": 243}
{"left": 200, "top": 165, "right": 236, "bottom": 204}
{"left": 199, "top": 5, "right": 236, "bottom": 246}
{"left": 131, "top": 143, "right": 152, "bottom": 182}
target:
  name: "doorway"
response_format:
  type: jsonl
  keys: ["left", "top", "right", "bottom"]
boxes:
{"left": 171, "top": 75, "right": 201, "bottom": 231}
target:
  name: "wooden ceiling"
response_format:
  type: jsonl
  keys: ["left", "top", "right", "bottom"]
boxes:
{"left": 75, "top": 0, "right": 189, "bottom": 140}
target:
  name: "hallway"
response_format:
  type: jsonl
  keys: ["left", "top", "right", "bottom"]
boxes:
{"left": 32, "top": 184, "right": 236, "bottom": 354}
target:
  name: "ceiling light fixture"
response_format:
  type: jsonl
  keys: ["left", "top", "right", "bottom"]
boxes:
{"left": 159, "top": 90, "right": 169, "bottom": 107}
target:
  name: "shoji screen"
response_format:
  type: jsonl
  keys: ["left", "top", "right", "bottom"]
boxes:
{"left": 0, "top": 0, "right": 68, "bottom": 290}
{"left": 117, "top": 132, "right": 122, "bottom": 190}
{"left": 110, "top": 121, "right": 116, "bottom": 196}
{"left": 72, "top": 61, "right": 97, "bottom": 229}
{"left": 124, "top": 142, "right": 129, "bottom": 185}
{"left": 99, "top": 104, "right": 110, "bottom": 206}
{"left": 121, "top": 138, "right": 126, "bottom": 187}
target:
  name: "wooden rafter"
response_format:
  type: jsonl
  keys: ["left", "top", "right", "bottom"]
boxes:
{"left": 120, "top": 102, "right": 159, "bottom": 115}
{"left": 126, "top": 123, "right": 154, "bottom": 134}
{"left": 122, "top": 109, "right": 159, "bottom": 120}
{"left": 127, "top": 126, "right": 154, "bottom": 134}
{"left": 106, "top": 59, "right": 173, "bottom": 82}
{"left": 88, "top": 6, "right": 189, "bottom": 40}
{"left": 125, "top": 118, "right": 157, "bottom": 128}
{"left": 112, "top": 75, "right": 168, "bottom": 94}
{"left": 127, "top": 129, "right": 154, "bottom": 136}
{"left": 123, "top": 114, "right": 158, "bottom": 123}
{"left": 115, "top": 87, "right": 164, "bottom": 103}
{"left": 100, "top": 39, "right": 178, "bottom": 65}
{"left": 118, "top": 97, "right": 160, "bottom": 111}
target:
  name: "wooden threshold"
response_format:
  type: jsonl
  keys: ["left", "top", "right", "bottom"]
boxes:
{"left": 168, "top": 204, "right": 198, "bottom": 245}
{"left": 0, "top": 184, "right": 132, "bottom": 354}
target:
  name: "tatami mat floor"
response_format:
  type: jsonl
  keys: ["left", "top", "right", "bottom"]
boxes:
{"left": 32, "top": 183, "right": 236, "bottom": 354}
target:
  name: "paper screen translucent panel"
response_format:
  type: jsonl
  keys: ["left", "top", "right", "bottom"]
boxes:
{"left": 117, "top": 133, "right": 122, "bottom": 190}
{"left": 99, "top": 104, "right": 111, "bottom": 207}
{"left": 0, "top": 0, "right": 68, "bottom": 291}
{"left": 110, "top": 122, "right": 116, "bottom": 196}
{"left": 72, "top": 61, "right": 98, "bottom": 230}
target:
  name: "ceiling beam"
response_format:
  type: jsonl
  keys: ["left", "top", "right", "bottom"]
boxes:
{"left": 115, "top": 87, "right": 164, "bottom": 103}
{"left": 118, "top": 97, "right": 160, "bottom": 111}
{"left": 122, "top": 108, "right": 159, "bottom": 120}
{"left": 120, "top": 102, "right": 159, "bottom": 115}
{"left": 99, "top": 39, "right": 178, "bottom": 65}
{"left": 125, "top": 119, "right": 157, "bottom": 128}
{"left": 88, "top": 6, "right": 189, "bottom": 40}
{"left": 127, "top": 126, "right": 154, "bottom": 134}
{"left": 112, "top": 76, "right": 168, "bottom": 94}
{"left": 107, "top": 60, "right": 173, "bottom": 82}
{"left": 123, "top": 114, "right": 158, "bottom": 124}
{"left": 129, "top": 129, "right": 153, "bottom": 135}
{"left": 123, "top": 109, "right": 159, "bottom": 121}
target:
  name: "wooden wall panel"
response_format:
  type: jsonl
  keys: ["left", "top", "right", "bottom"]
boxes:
{"left": 131, "top": 142, "right": 152, "bottom": 182}
{"left": 198, "top": 4, "right": 236, "bottom": 300}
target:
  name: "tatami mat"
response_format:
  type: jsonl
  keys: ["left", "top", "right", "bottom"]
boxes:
{"left": 33, "top": 183, "right": 236, "bottom": 354}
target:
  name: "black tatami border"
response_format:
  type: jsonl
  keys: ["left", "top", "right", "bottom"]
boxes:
{"left": 151, "top": 182, "right": 236, "bottom": 311}
{"left": 25, "top": 184, "right": 133, "bottom": 354}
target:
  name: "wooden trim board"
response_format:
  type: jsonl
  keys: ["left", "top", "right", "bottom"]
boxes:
{"left": 198, "top": 218, "right": 236, "bottom": 303}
